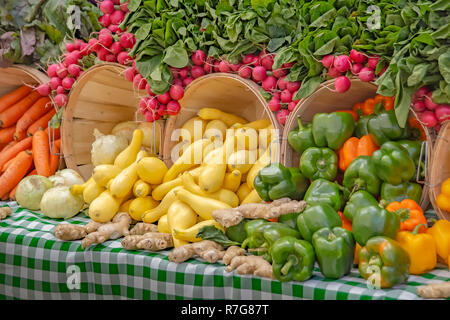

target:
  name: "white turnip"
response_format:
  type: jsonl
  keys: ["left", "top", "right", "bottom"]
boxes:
{"left": 334, "top": 76, "right": 351, "bottom": 93}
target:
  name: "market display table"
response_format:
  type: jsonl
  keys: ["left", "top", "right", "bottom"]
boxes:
{"left": 1, "top": 202, "right": 449, "bottom": 300}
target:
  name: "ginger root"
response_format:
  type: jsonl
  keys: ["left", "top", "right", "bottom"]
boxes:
{"left": 225, "top": 255, "right": 274, "bottom": 279}
{"left": 129, "top": 222, "right": 158, "bottom": 235}
{"left": 169, "top": 240, "right": 225, "bottom": 264}
{"left": 213, "top": 198, "right": 307, "bottom": 227}
{"left": 223, "top": 246, "right": 246, "bottom": 265}
{"left": 417, "top": 282, "right": 450, "bottom": 299}
{"left": 81, "top": 212, "right": 132, "bottom": 249}
{"left": 122, "top": 232, "right": 173, "bottom": 251}
{"left": 0, "top": 207, "right": 12, "bottom": 220}
{"left": 54, "top": 224, "right": 87, "bottom": 241}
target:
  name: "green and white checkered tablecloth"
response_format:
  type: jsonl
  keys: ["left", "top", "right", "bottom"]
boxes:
{"left": 0, "top": 202, "right": 449, "bottom": 300}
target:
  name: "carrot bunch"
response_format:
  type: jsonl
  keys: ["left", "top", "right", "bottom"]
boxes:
{"left": 0, "top": 85, "right": 62, "bottom": 200}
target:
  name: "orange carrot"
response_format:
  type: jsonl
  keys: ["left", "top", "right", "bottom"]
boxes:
{"left": 2, "top": 156, "right": 16, "bottom": 173}
{"left": 0, "top": 136, "right": 32, "bottom": 169}
{"left": 27, "top": 108, "right": 57, "bottom": 136}
{"left": 32, "top": 129, "right": 50, "bottom": 177}
{"left": 0, "top": 85, "right": 33, "bottom": 113}
{"left": 45, "top": 126, "right": 61, "bottom": 140}
{"left": 0, "top": 150, "right": 33, "bottom": 198}
{"left": 0, "top": 91, "right": 42, "bottom": 128}
{"left": 49, "top": 139, "right": 61, "bottom": 175}
{"left": 14, "top": 97, "right": 51, "bottom": 140}
{"left": 0, "top": 126, "right": 16, "bottom": 144}
{"left": 9, "top": 165, "right": 36, "bottom": 200}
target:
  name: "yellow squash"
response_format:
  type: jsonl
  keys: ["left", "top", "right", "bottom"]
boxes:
{"left": 167, "top": 200, "right": 197, "bottom": 248}
{"left": 114, "top": 129, "right": 144, "bottom": 169}
{"left": 204, "top": 120, "right": 227, "bottom": 142}
{"left": 83, "top": 179, "right": 106, "bottom": 204}
{"left": 89, "top": 190, "right": 124, "bottom": 223}
{"left": 199, "top": 147, "right": 227, "bottom": 193}
{"left": 241, "top": 189, "right": 263, "bottom": 204}
{"left": 142, "top": 186, "right": 182, "bottom": 223}
{"left": 119, "top": 199, "right": 133, "bottom": 213}
{"left": 137, "top": 157, "right": 168, "bottom": 185}
{"left": 227, "top": 149, "right": 255, "bottom": 174}
{"left": 236, "top": 183, "right": 252, "bottom": 204}
{"left": 197, "top": 108, "right": 247, "bottom": 127}
{"left": 223, "top": 170, "right": 242, "bottom": 192}
{"left": 132, "top": 179, "right": 151, "bottom": 198}
{"left": 92, "top": 164, "right": 122, "bottom": 187}
{"left": 70, "top": 177, "right": 93, "bottom": 195}
{"left": 235, "top": 127, "right": 259, "bottom": 150}
{"left": 235, "top": 119, "right": 271, "bottom": 130}
{"left": 173, "top": 220, "right": 224, "bottom": 242}
{"left": 180, "top": 116, "right": 208, "bottom": 143}
{"left": 247, "top": 148, "right": 271, "bottom": 189}
{"left": 174, "top": 188, "right": 231, "bottom": 220}
{"left": 128, "top": 196, "right": 159, "bottom": 221}
{"left": 151, "top": 166, "right": 203, "bottom": 200}
{"left": 158, "top": 214, "right": 171, "bottom": 234}
{"left": 109, "top": 162, "right": 139, "bottom": 198}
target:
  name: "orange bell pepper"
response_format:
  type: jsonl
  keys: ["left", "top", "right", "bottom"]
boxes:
{"left": 353, "top": 95, "right": 395, "bottom": 116}
{"left": 337, "top": 135, "right": 379, "bottom": 171}
{"left": 338, "top": 211, "right": 352, "bottom": 232}
{"left": 396, "top": 224, "right": 437, "bottom": 275}
{"left": 385, "top": 199, "right": 427, "bottom": 233}
{"left": 436, "top": 178, "right": 450, "bottom": 212}
{"left": 354, "top": 243, "right": 361, "bottom": 265}
{"left": 409, "top": 117, "right": 427, "bottom": 141}
{"left": 426, "top": 219, "right": 450, "bottom": 262}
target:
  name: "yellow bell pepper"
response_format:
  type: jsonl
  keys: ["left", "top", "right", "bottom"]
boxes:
{"left": 426, "top": 219, "right": 450, "bottom": 262}
{"left": 436, "top": 178, "right": 450, "bottom": 212}
{"left": 396, "top": 224, "right": 437, "bottom": 275}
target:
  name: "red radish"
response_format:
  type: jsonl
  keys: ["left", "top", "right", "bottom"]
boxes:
{"left": 213, "top": 61, "right": 221, "bottom": 73}
{"left": 65, "top": 42, "right": 76, "bottom": 53}
{"left": 37, "top": 83, "right": 51, "bottom": 96}
{"left": 183, "top": 77, "right": 194, "bottom": 86}
{"left": 63, "top": 54, "right": 78, "bottom": 68}
{"left": 117, "top": 51, "right": 132, "bottom": 65}
{"left": 140, "top": 97, "right": 150, "bottom": 111}
{"left": 109, "top": 24, "right": 120, "bottom": 34}
{"left": 191, "top": 65, "right": 206, "bottom": 78}
{"left": 49, "top": 77, "right": 62, "bottom": 90}
{"left": 424, "top": 93, "right": 439, "bottom": 110}
{"left": 238, "top": 66, "right": 252, "bottom": 79}
{"left": 204, "top": 57, "right": 215, "bottom": 73}
{"left": 167, "top": 100, "right": 181, "bottom": 115}
{"left": 272, "top": 92, "right": 280, "bottom": 100}
{"left": 262, "top": 76, "right": 277, "bottom": 91}
{"left": 179, "top": 67, "right": 189, "bottom": 79}
{"left": 99, "top": 32, "right": 113, "bottom": 47}
{"left": 334, "top": 76, "right": 351, "bottom": 93}
{"left": 286, "top": 81, "right": 301, "bottom": 93}
{"left": 170, "top": 66, "right": 180, "bottom": 79}
{"left": 334, "top": 55, "right": 351, "bottom": 73}
{"left": 78, "top": 42, "right": 89, "bottom": 56}
{"left": 124, "top": 67, "right": 135, "bottom": 82}
{"left": 277, "top": 77, "right": 288, "bottom": 90}
{"left": 272, "top": 68, "right": 287, "bottom": 78}
{"left": 169, "top": 85, "right": 184, "bottom": 100}
{"left": 321, "top": 55, "right": 334, "bottom": 69}
{"left": 350, "top": 49, "right": 367, "bottom": 64}
{"left": 242, "top": 54, "right": 258, "bottom": 66}
{"left": 367, "top": 56, "right": 379, "bottom": 69}
{"left": 119, "top": 33, "right": 135, "bottom": 49}
{"left": 47, "top": 64, "right": 58, "bottom": 78}
{"left": 280, "top": 89, "right": 293, "bottom": 103}
{"left": 145, "top": 110, "right": 155, "bottom": 122}
{"left": 288, "top": 101, "right": 297, "bottom": 112}
{"left": 435, "top": 105, "right": 450, "bottom": 122}
{"left": 100, "top": 0, "right": 114, "bottom": 14}
{"left": 418, "top": 111, "right": 438, "bottom": 128}
{"left": 172, "top": 78, "right": 183, "bottom": 87}
{"left": 157, "top": 105, "right": 167, "bottom": 117}
{"left": 252, "top": 66, "right": 267, "bottom": 82}
{"left": 110, "top": 10, "right": 125, "bottom": 25}
{"left": 120, "top": 1, "right": 129, "bottom": 12}
{"left": 282, "top": 62, "right": 295, "bottom": 69}
{"left": 219, "top": 61, "right": 231, "bottom": 73}
{"left": 133, "top": 74, "right": 144, "bottom": 89}
{"left": 157, "top": 92, "right": 171, "bottom": 104}
{"left": 71, "top": 50, "right": 82, "bottom": 60}
{"left": 153, "top": 112, "right": 161, "bottom": 121}
{"left": 276, "top": 109, "right": 289, "bottom": 125}
{"left": 54, "top": 93, "right": 68, "bottom": 107}
{"left": 260, "top": 54, "right": 274, "bottom": 70}
{"left": 100, "top": 28, "right": 112, "bottom": 35}
{"left": 192, "top": 50, "right": 206, "bottom": 66}
{"left": 358, "top": 67, "right": 375, "bottom": 82}
{"left": 56, "top": 86, "right": 66, "bottom": 95}
{"left": 147, "top": 98, "right": 159, "bottom": 110}
{"left": 377, "top": 65, "right": 388, "bottom": 76}
{"left": 105, "top": 53, "right": 116, "bottom": 62}
{"left": 96, "top": 47, "right": 109, "bottom": 61}
{"left": 413, "top": 86, "right": 429, "bottom": 101}
{"left": 62, "top": 77, "right": 75, "bottom": 90}
{"left": 99, "top": 14, "right": 111, "bottom": 27}
{"left": 351, "top": 63, "right": 363, "bottom": 75}
{"left": 413, "top": 100, "right": 426, "bottom": 112}
{"left": 145, "top": 83, "right": 155, "bottom": 96}
{"left": 230, "top": 63, "right": 242, "bottom": 72}
{"left": 110, "top": 42, "right": 123, "bottom": 55}
{"left": 268, "top": 97, "right": 281, "bottom": 112}
{"left": 87, "top": 38, "right": 101, "bottom": 53}
{"left": 328, "top": 67, "right": 342, "bottom": 78}
{"left": 56, "top": 65, "right": 68, "bottom": 79}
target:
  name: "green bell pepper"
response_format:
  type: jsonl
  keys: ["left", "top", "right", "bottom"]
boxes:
{"left": 304, "top": 178, "right": 344, "bottom": 211}
{"left": 355, "top": 114, "right": 374, "bottom": 138}
{"left": 372, "top": 141, "right": 416, "bottom": 185}
{"left": 288, "top": 167, "right": 310, "bottom": 200}
{"left": 343, "top": 190, "right": 379, "bottom": 221}
{"left": 368, "top": 109, "right": 411, "bottom": 146}
{"left": 271, "top": 236, "right": 315, "bottom": 282}
{"left": 299, "top": 147, "right": 338, "bottom": 181}
{"left": 312, "top": 227, "right": 355, "bottom": 279}
{"left": 278, "top": 212, "right": 300, "bottom": 229}
{"left": 288, "top": 117, "right": 317, "bottom": 155}
{"left": 359, "top": 236, "right": 410, "bottom": 288}
{"left": 240, "top": 219, "right": 268, "bottom": 249}
{"left": 312, "top": 112, "right": 355, "bottom": 150}
{"left": 397, "top": 139, "right": 426, "bottom": 181}
{"left": 252, "top": 222, "right": 301, "bottom": 249}
{"left": 380, "top": 182, "right": 423, "bottom": 204}
{"left": 253, "top": 163, "right": 297, "bottom": 201}
{"left": 225, "top": 219, "right": 249, "bottom": 243}
{"left": 352, "top": 204, "right": 401, "bottom": 246}
{"left": 342, "top": 155, "right": 381, "bottom": 196}
{"left": 297, "top": 203, "right": 342, "bottom": 242}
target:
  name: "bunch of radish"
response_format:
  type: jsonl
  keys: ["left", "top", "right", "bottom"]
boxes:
{"left": 99, "top": 0, "right": 129, "bottom": 33}
{"left": 412, "top": 86, "right": 450, "bottom": 130}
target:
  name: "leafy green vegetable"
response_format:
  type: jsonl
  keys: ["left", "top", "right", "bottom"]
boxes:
{"left": 197, "top": 225, "right": 241, "bottom": 247}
